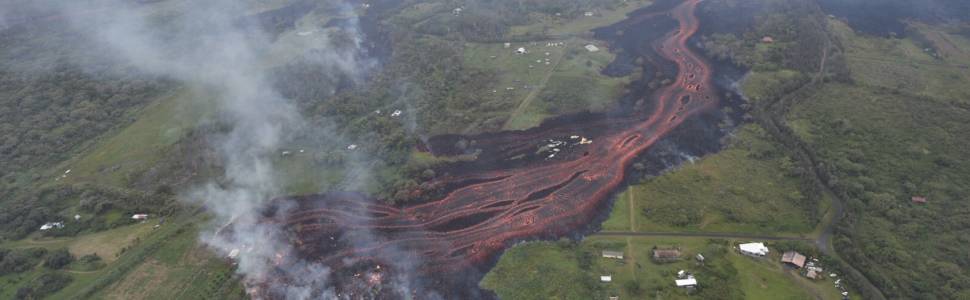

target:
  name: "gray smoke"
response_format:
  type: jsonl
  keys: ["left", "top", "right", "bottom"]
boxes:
{"left": 56, "top": 0, "right": 376, "bottom": 298}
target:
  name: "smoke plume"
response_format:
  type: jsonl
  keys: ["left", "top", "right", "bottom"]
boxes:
{"left": 57, "top": 0, "right": 383, "bottom": 297}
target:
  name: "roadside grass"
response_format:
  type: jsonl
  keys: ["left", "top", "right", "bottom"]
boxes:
{"left": 483, "top": 236, "right": 848, "bottom": 300}
{"left": 600, "top": 189, "right": 632, "bottom": 231}
{"left": 602, "top": 125, "right": 817, "bottom": 235}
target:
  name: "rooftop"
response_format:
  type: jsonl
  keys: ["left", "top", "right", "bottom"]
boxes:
{"left": 781, "top": 251, "right": 807, "bottom": 268}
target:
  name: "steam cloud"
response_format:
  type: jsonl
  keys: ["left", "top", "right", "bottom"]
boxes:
{"left": 56, "top": 0, "right": 388, "bottom": 297}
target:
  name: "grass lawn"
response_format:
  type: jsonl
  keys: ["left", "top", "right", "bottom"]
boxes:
{"left": 483, "top": 236, "right": 851, "bottom": 300}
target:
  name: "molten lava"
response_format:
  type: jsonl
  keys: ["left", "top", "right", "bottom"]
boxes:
{"left": 258, "top": 0, "right": 718, "bottom": 297}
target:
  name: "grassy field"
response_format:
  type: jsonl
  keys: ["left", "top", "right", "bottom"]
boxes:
{"left": 58, "top": 88, "right": 215, "bottom": 188}
{"left": 2, "top": 222, "right": 156, "bottom": 265}
{"left": 509, "top": 0, "right": 653, "bottom": 38}
{"left": 95, "top": 223, "right": 241, "bottom": 300}
{"left": 484, "top": 236, "right": 852, "bottom": 300}
{"left": 462, "top": 37, "right": 634, "bottom": 130}
{"left": 601, "top": 125, "right": 819, "bottom": 235}
{"left": 830, "top": 20, "right": 970, "bottom": 105}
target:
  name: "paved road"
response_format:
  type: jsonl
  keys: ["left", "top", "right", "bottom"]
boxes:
{"left": 594, "top": 231, "right": 812, "bottom": 241}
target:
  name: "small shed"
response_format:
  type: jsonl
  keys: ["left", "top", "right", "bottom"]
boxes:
{"left": 132, "top": 214, "right": 149, "bottom": 220}
{"left": 602, "top": 250, "right": 624, "bottom": 259}
{"left": 515, "top": 47, "right": 527, "bottom": 54}
{"left": 911, "top": 196, "right": 927, "bottom": 204}
{"left": 805, "top": 270, "right": 820, "bottom": 280}
{"left": 781, "top": 251, "right": 807, "bottom": 268}
{"left": 738, "top": 242, "right": 769, "bottom": 257}
{"left": 600, "top": 275, "right": 612, "bottom": 282}
{"left": 652, "top": 248, "right": 682, "bottom": 262}
{"left": 761, "top": 36, "right": 775, "bottom": 44}
{"left": 585, "top": 44, "right": 600, "bottom": 52}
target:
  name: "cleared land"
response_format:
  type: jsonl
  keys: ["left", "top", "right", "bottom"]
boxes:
{"left": 483, "top": 236, "right": 852, "bottom": 300}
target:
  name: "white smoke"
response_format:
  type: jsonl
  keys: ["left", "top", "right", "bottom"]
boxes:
{"left": 58, "top": 0, "right": 373, "bottom": 298}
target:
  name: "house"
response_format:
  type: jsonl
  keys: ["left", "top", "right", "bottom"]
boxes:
{"left": 602, "top": 250, "right": 624, "bottom": 259}
{"left": 609, "top": 296, "right": 619, "bottom": 300}
{"left": 600, "top": 275, "right": 612, "bottom": 282}
{"left": 515, "top": 47, "right": 527, "bottom": 54}
{"left": 504, "top": 42, "right": 511, "bottom": 49}
{"left": 738, "top": 242, "right": 769, "bottom": 257}
{"left": 761, "top": 36, "right": 775, "bottom": 44}
{"left": 781, "top": 251, "right": 807, "bottom": 268}
{"left": 74, "top": 214, "right": 81, "bottom": 221}
{"left": 584, "top": 11, "right": 594, "bottom": 17}
{"left": 805, "top": 270, "right": 820, "bottom": 280}
{"left": 652, "top": 248, "right": 682, "bottom": 263}
{"left": 39, "top": 222, "right": 64, "bottom": 231}
{"left": 675, "top": 277, "right": 697, "bottom": 287}
{"left": 132, "top": 214, "right": 149, "bottom": 220}
{"left": 585, "top": 44, "right": 600, "bottom": 52}
{"left": 695, "top": 253, "right": 705, "bottom": 262}
{"left": 911, "top": 196, "right": 927, "bottom": 204}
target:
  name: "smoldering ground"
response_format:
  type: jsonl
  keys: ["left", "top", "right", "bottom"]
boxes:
{"left": 45, "top": 0, "right": 434, "bottom": 298}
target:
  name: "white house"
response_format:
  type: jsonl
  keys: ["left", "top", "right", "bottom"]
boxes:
{"left": 39, "top": 222, "right": 64, "bottom": 231}
{"left": 228, "top": 248, "right": 241, "bottom": 259}
{"left": 585, "top": 44, "right": 600, "bottom": 52}
{"left": 675, "top": 277, "right": 697, "bottom": 287}
{"left": 132, "top": 214, "right": 149, "bottom": 220}
{"left": 738, "top": 242, "right": 769, "bottom": 257}
{"left": 515, "top": 47, "right": 527, "bottom": 54}
{"left": 600, "top": 275, "right": 612, "bottom": 282}
{"left": 602, "top": 250, "right": 624, "bottom": 259}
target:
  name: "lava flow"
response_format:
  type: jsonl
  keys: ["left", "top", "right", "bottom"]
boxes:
{"left": 254, "top": 0, "right": 718, "bottom": 298}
